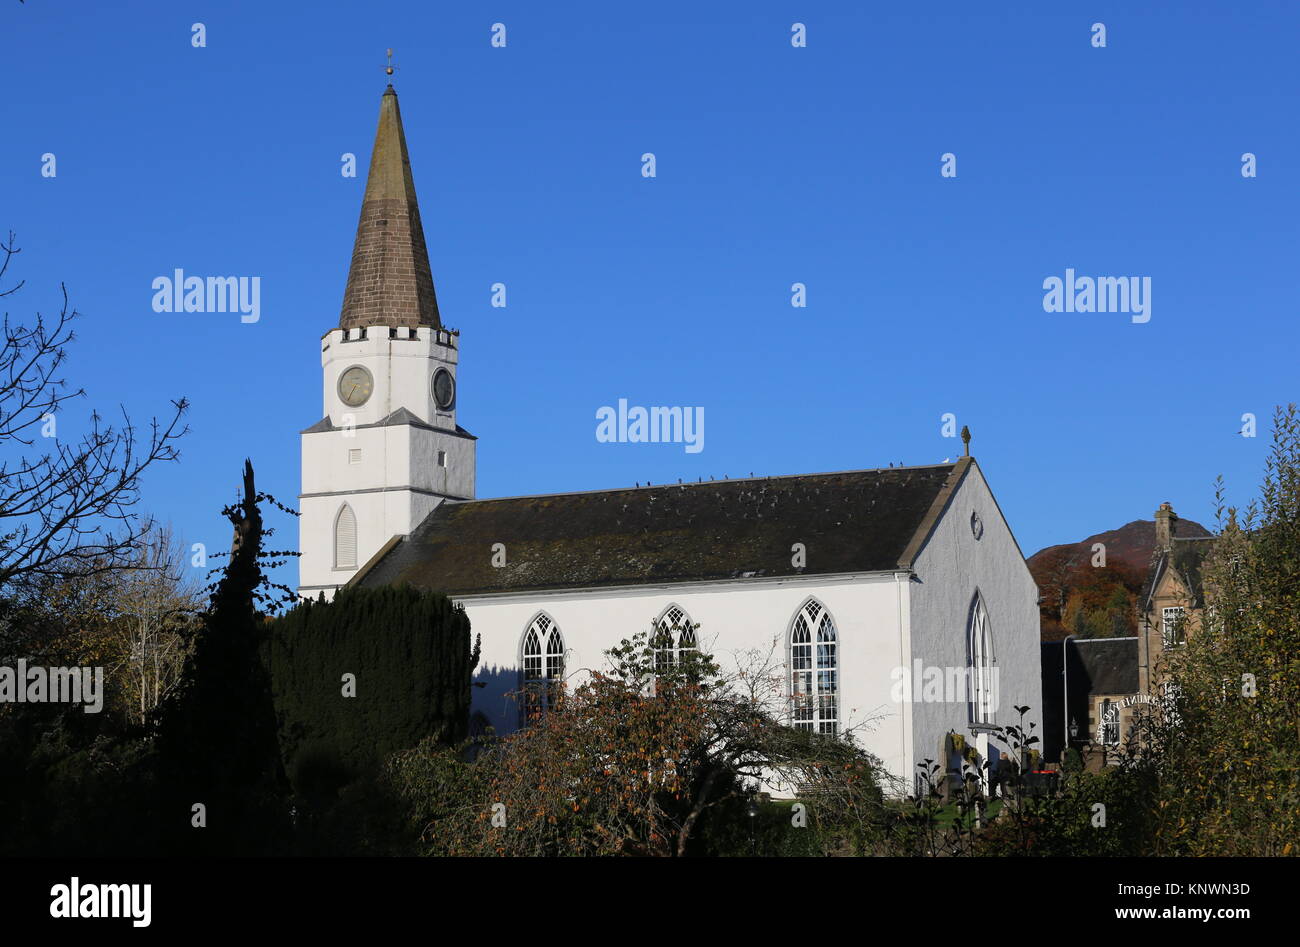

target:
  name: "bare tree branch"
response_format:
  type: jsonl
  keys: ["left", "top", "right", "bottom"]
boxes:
{"left": 0, "top": 232, "right": 189, "bottom": 589}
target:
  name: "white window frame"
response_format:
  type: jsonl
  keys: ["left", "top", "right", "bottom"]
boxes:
{"left": 652, "top": 604, "right": 697, "bottom": 674}
{"left": 1162, "top": 606, "right": 1186, "bottom": 648}
{"left": 1100, "top": 698, "right": 1119, "bottom": 746}
{"left": 1161, "top": 680, "right": 1182, "bottom": 727}
{"left": 789, "top": 598, "right": 838, "bottom": 736}
{"left": 968, "top": 593, "right": 996, "bottom": 724}
{"left": 520, "top": 613, "right": 565, "bottom": 727}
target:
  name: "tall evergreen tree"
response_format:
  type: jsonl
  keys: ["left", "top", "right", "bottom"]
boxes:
{"left": 151, "top": 461, "right": 291, "bottom": 855}
{"left": 268, "top": 584, "right": 478, "bottom": 800}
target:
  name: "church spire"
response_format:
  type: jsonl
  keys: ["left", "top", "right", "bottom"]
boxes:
{"left": 339, "top": 84, "right": 441, "bottom": 330}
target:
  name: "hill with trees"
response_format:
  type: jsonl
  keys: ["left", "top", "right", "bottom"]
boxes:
{"left": 1028, "top": 517, "right": 1211, "bottom": 641}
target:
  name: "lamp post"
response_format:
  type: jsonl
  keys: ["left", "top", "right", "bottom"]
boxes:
{"left": 1062, "top": 634, "right": 1074, "bottom": 759}
{"left": 746, "top": 797, "right": 760, "bottom": 856}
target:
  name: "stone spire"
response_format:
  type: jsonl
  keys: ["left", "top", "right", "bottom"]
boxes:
{"left": 339, "top": 85, "right": 441, "bottom": 330}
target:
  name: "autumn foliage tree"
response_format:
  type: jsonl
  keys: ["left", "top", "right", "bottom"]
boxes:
{"left": 1035, "top": 549, "right": 1145, "bottom": 641}
{"left": 391, "top": 627, "right": 888, "bottom": 857}
{"left": 999, "top": 412, "right": 1300, "bottom": 856}
{"left": 1144, "top": 406, "right": 1300, "bottom": 855}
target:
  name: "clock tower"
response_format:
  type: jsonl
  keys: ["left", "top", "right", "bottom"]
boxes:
{"left": 298, "top": 84, "right": 476, "bottom": 599}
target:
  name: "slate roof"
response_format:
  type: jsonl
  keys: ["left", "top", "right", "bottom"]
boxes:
{"left": 1042, "top": 637, "right": 1141, "bottom": 762}
{"left": 301, "top": 407, "right": 476, "bottom": 438}
{"left": 354, "top": 460, "right": 970, "bottom": 596}
{"left": 1068, "top": 637, "right": 1140, "bottom": 696}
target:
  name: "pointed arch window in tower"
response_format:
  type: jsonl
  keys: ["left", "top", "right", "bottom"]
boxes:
{"left": 334, "top": 504, "right": 357, "bottom": 570}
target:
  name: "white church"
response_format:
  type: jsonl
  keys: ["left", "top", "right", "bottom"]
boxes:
{"left": 298, "top": 85, "right": 1044, "bottom": 791}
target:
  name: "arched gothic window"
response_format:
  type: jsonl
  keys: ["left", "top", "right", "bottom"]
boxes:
{"left": 334, "top": 504, "right": 357, "bottom": 569}
{"left": 520, "top": 613, "right": 565, "bottom": 726}
{"left": 652, "top": 605, "right": 697, "bottom": 673}
{"left": 790, "top": 598, "right": 838, "bottom": 736}
{"left": 968, "top": 593, "right": 996, "bottom": 724}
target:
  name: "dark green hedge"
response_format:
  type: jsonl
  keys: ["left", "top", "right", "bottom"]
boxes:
{"left": 266, "top": 584, "right": 475, "bottom": 798}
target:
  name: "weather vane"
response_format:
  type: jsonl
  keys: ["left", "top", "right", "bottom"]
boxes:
{"left": 385, "top": 48, "right": 396, "bottom": 78}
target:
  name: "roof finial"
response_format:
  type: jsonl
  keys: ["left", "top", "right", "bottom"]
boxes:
{"left": 385, "top": 47, "right": 396, "bottom": 78}
{"left": 960, "top": 425, "right": 971, "bottom": 457}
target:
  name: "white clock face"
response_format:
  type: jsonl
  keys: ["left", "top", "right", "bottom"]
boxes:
{"left": 431, "top": 368, "right": 455, "bottom": 411}
{"left": 338, "top": 365, "right": 373, "bottom": 407}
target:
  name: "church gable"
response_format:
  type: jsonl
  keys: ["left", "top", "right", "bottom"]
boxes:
{"left": 1145, "top": 536, "right": 1214, "bottom": 611}
{"left": 355, "top": 463, "right": 964, "bottom": 596}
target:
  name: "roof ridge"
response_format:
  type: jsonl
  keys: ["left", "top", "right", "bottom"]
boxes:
{"left": 896, "top": 456, "right": 974, "bottom": 570}
{"left": 446, "top": 462, "right": 958, "bottom": 506}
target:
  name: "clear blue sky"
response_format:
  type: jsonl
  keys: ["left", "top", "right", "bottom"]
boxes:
{"left": 3, "top": 1, "right": 1291, "bottom": 593}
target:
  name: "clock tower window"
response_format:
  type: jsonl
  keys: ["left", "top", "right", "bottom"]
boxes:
{"left": 334, "top": 504, "right": 358, "bottom": 570}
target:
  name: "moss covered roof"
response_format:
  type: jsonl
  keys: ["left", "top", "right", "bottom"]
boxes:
{"left": 356, "top": 462, "right": 966, "bottom": 596}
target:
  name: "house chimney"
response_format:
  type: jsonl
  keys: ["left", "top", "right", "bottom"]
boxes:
{"left": 1154, "top": 502, "right": 1178, "bottom": 552}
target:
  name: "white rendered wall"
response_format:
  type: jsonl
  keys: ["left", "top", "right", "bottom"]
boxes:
{"left": 320, "top": 325, "right": 460, "bottom": 431}
{"left": 298, "top": 486, "right": 441, "bottom": 598}
{"left": 907, "top": 464, "right": 1043, "bottom": 782}
{"left": 299, "top": 323, "right": 475, "bottom": 596}
{"left": 300, "top": 422, "right": 475, "bottom": 501}
{"left": 456, "top": 573, "right": 914, "bottom": 789}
